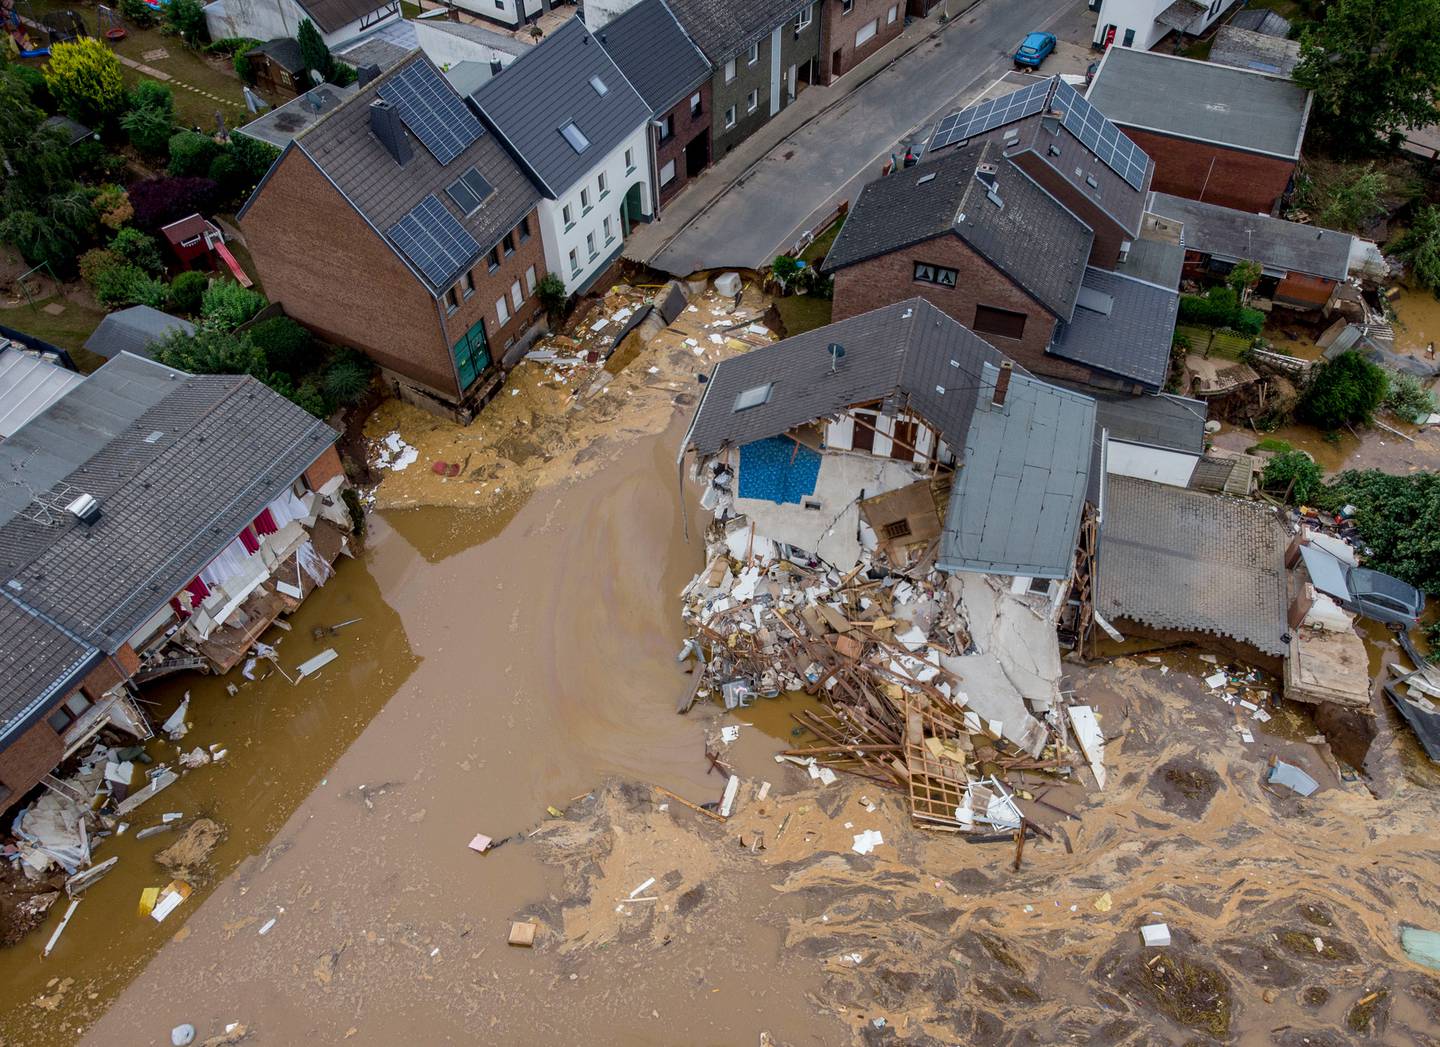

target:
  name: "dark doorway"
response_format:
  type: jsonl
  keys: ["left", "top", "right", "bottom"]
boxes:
{"left": 832, "top": 48, "right": 843, "bottom": 78}
{"left": 685, "top": 132, "right": 709, "bottom": 178}
{"left": 891, "top": 419, "right": 917, "bottom": 460}
{"left": 852, "top": 412, "right": 876, "bottom": 453}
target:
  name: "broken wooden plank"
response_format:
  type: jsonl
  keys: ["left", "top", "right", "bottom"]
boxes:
{"left": 65, "top": 857, "right": 118, "bottom": 899}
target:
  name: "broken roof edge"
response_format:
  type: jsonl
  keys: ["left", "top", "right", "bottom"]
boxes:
{"left": 0, "top": 589, "right": 104, "bottom": 746}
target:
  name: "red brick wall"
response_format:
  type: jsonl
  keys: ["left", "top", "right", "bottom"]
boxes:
{"left": 656, "top": 82, "right": 712, "bottom": 207}
{"left": 439, "top": 209, "right": 549, "bottom": 360}
{"left": 821, "top": 0, "right": 904, "bottom": 84}
{"left": 0, "top": 717, "right": 63, "bottom": 810}
{"left": 1121, "top": 127, "right": 1295, "bottom": 213}
{"left": 830, "top": 233, "right": 1098, "bottom": 385}
{"left": 303, "top": 444, "right": 344, "bottom": 490}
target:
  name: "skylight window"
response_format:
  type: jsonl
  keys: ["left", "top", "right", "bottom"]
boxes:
{"left": 916, "top": 173, "right": 937, "bottom": 186}
{"left": 589, "top": 75, "right": 608, "bottom": 96}
{"left": 733, "top": 383, "right": 773, "bottom": 412}
{"left": 560, "top": 121, "right": 590, "bottom": 153}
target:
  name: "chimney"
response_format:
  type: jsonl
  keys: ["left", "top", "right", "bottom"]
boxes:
{"left": 369, "top": 99, "right": 411, "bottom": 166}
{"left": 992, "top": 361, "right": 1012, "bottom": 408}
{"left": 357, "top": 63, "right": 381, "bottom": 87}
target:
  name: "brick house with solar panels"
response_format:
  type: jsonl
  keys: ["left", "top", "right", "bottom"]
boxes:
{"left": 240, "top": 54, "right": 549, "bottom": 421}
{"left": 823, "top": 76, "right": 1182, "bottom": 394}
{"left": 470, "top": 19, "right": 654, "bottom": 297}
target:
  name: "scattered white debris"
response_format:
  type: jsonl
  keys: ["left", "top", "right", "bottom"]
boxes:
{"left": 1141, "top": 923, "right": 1171, "bottom": 947}
{"left": 719, "top": 725, "right": 741, "bottom": 743}
{"left": 851, "top": 829, "right": 884, "bottom": 855}
{"left": 374, "top": 432, "right": 418, "bottom": 472}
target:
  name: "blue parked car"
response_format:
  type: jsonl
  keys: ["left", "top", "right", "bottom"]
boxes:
{"left": 1014, "top": 32, "right": 1057, "bottom": 68}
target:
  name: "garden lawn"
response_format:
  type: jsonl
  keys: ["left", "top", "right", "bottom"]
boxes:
{"left": 2, "top": 294, "right": 109, "bottom": 365}
{"left": 775, "top": 294, "right": 833, "bottom": 338}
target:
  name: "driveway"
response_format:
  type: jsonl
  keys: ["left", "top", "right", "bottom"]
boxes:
{"left": 635, "top": 0, "right": 1097, "bottom": 276}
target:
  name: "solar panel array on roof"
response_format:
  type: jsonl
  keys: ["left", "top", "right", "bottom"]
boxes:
{"left": 378, "top": 61, "right": 483, "bottom": 166}
{"left": 931, "top": 78, "right": 1050, "bottom": 150}
{"left": 1051, "top": 79, "right": 1147, "bottom": 191}
{"left": 387, "top": 194, "right": 480, "bottom": 286}
{"left": 445, "top": 167, "right": 494, "bottom": 215}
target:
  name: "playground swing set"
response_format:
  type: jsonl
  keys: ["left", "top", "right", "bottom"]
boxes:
{"left": 4, "top": 0, "right": 168, "bottom": 56}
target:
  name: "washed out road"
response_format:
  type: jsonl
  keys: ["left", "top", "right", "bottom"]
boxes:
{"left": 641, "top": 0, "right": 1089, "bottom": 275}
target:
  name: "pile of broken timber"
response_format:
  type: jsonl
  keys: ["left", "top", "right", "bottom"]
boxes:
{"left": 680, "top": 522, "right": 1079, "bottom": 834}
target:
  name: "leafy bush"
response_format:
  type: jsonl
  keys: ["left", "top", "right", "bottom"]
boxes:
{"left": 44, "top": 38, "right": 127, "bottom": 123}
{"left": 79, "top": 247, "right": 124, "bottom": 286}
{"left": 229, "top": 134, "right": 281, "bottom": 184}
{"left": 128, "top": 176, "right": 218, "bottom": 229}
{"left": 1177, "top": 286, "right": 1265, "bottom": 334}
{"left": 248, "top": 315, "right": 314, "bottom": 374}
{"left": 168, "top": 130, "right": 221, "bottom": 177}
{"left": 328, "top": 63, "right": 358, "bottom": 87}
{"left": 206, "top": 37, "right": 257, "bottom": 56}
{"left": 232, "top": 40, "right": 261, "bottom": 84}
{"left": 323, "top": 353, "right": 372, "bottom": 405}
{"left": 1426, "top": 619, "right": 1440, "bottom": 662}
{"left": 92, "top": 263, "right": 168, "bottom": 308}
{"left": 207, "top": 151, "right": 243, "bottom": 196}
{"left": 1293, "top": 163, "right": 1390, "bottom": 232}
{"left": 119, "top": 0, "right": 159, "bottom": 27}
{"left": 201, "top": 280, "right": 266, "bottom": 330}
{"left": 1299, "top": 350, "right": 1389, "bottom": 429}
{"left": 120, "top": 81, "right": 174, "bottom": 156}
{"left": 10, "top": 64, "right": 53, "bottom": 112}
{"left": 1261, "top": 450, "right": 1323, "bottom": 504}
{"left": 110, "top": 226, "right": 165, "bottom": 274}
{"left": 1382, "top": 368, "right": 1439, "bottom": 421}
{"left": 164, "top": 0, "right": 207, "bottom": 45}
{"left": 1320, "top": 470, "right": 1440, "bottom": 595}
{"left": 153, "top": 327, "right": 268, "bottom": 377}
{"left": 772, "top": 255, "right": 801, "bottom": 287}
{"left": 167, "top": 270, "right": 209, "bottom": 314}
{"left": 1392, "top": 204, "right": 1440, "bottom": 293}
{"left": 537, "top": 272, "right": 567, "bottom": 323}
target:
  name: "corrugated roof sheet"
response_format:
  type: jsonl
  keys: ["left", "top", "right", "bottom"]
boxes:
{"left": 1047, "top": 267, "right": 1178, "bottom": 388}
{"left": 662, "top": 0, "right": 812, "bottom": 62}
{"left": 82, "top": 305, "right": 195, "bottom": 361}
{"left": 596, "top": 0, "right": 710, "bottom": 114}
{"left": 302, "top": 0, "right": 392, "bottom": 34}
{"left": 1147, "top": 191, "right": 1352, "bottom": 281}
{"left": 470, "top": 19, "right": 650, "bottom": 196}
{"left": 825, "top": 142, "right": 1093, "bottom": 320}
{"left": 1229, "top": 8, "right": 1291, "bottom": 36}
{"left": 1097, "top": 476, "right": 1289, "bottom": 655}
{"left": 1087, "top": 47, "right": 1311, "bottom": 160}
{"left": 0, "top": 347, "right": 85, "bottom": 439}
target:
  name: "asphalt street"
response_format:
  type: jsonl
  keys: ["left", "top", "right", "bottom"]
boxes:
{"left": 639, "top": 0, "right": 1097, "bottom": 275}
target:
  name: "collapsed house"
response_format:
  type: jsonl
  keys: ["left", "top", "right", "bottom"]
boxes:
{"left": 0, "top": 352, "right": 351, "bottom": 816}
{"left": 676, "top": 299, "right": 1108, "bottom": 832}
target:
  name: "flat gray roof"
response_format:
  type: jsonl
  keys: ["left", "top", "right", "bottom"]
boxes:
{"left": 1087, "top": 47, "right": 1311, "bottom": 160}
{"left": 1209, "top": 25, "right": 1301, "bottom": 78}
{"left": 0, "top": 345, "right": 85, "bottom": 439}
{"left": 238, "top": 84, "right": 359, "bottom": 149}
{"left": 1086, "top": 389, "right": 1207, "bottom": 454}
{"left": 1047, "top": 267, "right": 1178, "bottom": 389}
{"left": 1148, "top": 191, "right": 1352, "bottom": 281}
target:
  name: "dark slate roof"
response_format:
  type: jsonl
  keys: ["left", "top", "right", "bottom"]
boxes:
{"left": 597, "top": 0, "right": 710, "bottom": 114}
{"left": 682, "top": 298, "right": 1013, "bottom": 456}
{"left": 1047, "top": 267, "right": 1178, "bottom": 389}
{"left": 923, "top": 76, "right": 1153, "bottom": 240}
{"left": 83, "top": 305, "right": 195, "bottom": 361}
{"left": 1209, "top": 25, "right": 1301, "bottom": 78}
{"left": 273, "top": 51, "right": 541, "bottom": 293}
{"left": 470, "top": 19, "right": 650, "bottom": 197}
{"left": 334, "top": 35, "right": 412, "bottom": 71}
{"left": 1097, "top": 476, "right": 1289, "bottom": 656}
{"left": 1114, "top": 235, "right": 1184, "bottom": 289}
{"left": 824, "top": 143, "right": 1093, "bottom": 320}
{"left": 0, "top": 354, "right": 338, "bottom": 656}
{"left": 1086, "top": 47, "right": 1312, "bottom": 160}
{"left": 254, "top": 36, "right": 305, "bottom": 73}
{"left": 0, "top": 590, "right": 100, "bottom": 746}
{"left": 662, "top": 0, "right": 812, "bottom": 62}
{"left": 1147, "top": 192, "right": 1352, "bottom": 281}
{"left": 937, "top": 361, "right": 1095, "bottom": 579}
{"left": 1087, "top": 390, "right": 1207, "bottom": 453}
{"left": 302, "top": 0, "right": 391, "bottom": 34}
{"left": 1230, "top": 8, "right": 1291, "bottom": 36}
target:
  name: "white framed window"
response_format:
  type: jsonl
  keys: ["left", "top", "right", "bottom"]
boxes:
{"left": 690, "top": 91, "right": 702, "bottom": 117}
{"left": 746, "top": 89, "right": 758, "bottom": 113}
{"left": 624, "top": 147, "right": 635, "bottom": 172}
{"left": 856, "top": 19, "right": 878, "bottom": 46}
{"left": 496, "top": 295, "right": 510, "bottom": 325}
{"left": 580, "top": 187, "right": 592, "bottom": 213}
{"left": 562, "top": 203, "right": 574, "bottom": 229}
{"left": 510, "top": 279, "right": 523, "bottom": 309}
{"left": 569, "top": 247, "right": 579, "bottom": 273}
{"left": 724, "top": 58, "right": 736, "bottom": 83}
{"left": 462, "top": 270, "right": 475, "bottom": 299}
{"left": 444, "top": 287, "right": 458, "bottom": 314}
{"left": 597, "top": 171, "right": 608, "bottom": 197}
{"left": 586, "top": 231, "right": 597, "bottom": 259}
{"left": 660, "top": 158, "right": 677, "bottom": 186}
{"left": 842, "top": 0, "right": 854, "bottom": 13}
{"left": 603, "top": 216, "right": 614, "bottom": 244}
{"left": 887, "top": 4, "right": 898, "bottom": 23}
{"left": 796, "top": 3, "right": 813, "bottom": 30}
{"left": 747, "top": 41, "right": 759, "bottom": 65}
{"left": 724, "top": 105, "right": 736, "bottom": 129}
{"left": 525, "top": 264, "right": 537, "bottom": 294}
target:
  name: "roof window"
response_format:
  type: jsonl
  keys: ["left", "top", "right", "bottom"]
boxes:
{"left": 560, "top": 121, "right": 590, "bottom": 154}
{"left": 733, "top": 383, "right": 773, "bottom": 412}
{"left": 589, "top": 75, "right": 608, "bottom": 96}
{"left": 916, "top": 172, "right": 937, "bottom": 185}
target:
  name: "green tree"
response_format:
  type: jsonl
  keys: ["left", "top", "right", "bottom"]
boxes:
{"left": 1299, "top": 350, "right": 1390, "bottom": 429}
{"left": 168, "top": 130, "right": 221, "bottom": 177}
{"left": 120, "top": 80, "right": 175, "bottom": 156}
{"left": 119, "top": 0, "right": 159, "bottom": 27}
{"left": 110, "top": 226, "right": 166, "bottom": 274}
{"left": 1295, "top": 0, "right": 1440, "bottom": 153}
{"left": 1393, "top": 205, "right": 1440, "bottom": 293}
{"left": 297, "top": 18, "right": 332, "bottom": 84}
{"left": 1261, "top": 451, "right": 1323, "bottom": 504}
{"left": 537, "top": 272, "right": 567, "bottom": 324}
{"left": 1383, "top": 368, "right": 1439, "bottom": 420}
{"left": 229, "top": 134, "right": 281, "bottom": 184}
{"left": 1317, "top": 165, "right": 1388, "bottom": 231}
{"left": 167, "top": 270, "right": 210, "bottom": 314}
{"left": 92, "top": 263, "right": 168, "bottom": 308}
{"left": 44, "top": 38, "right": 127, "bottom": 124}
{"left": 248, "top": 315, "right": 314, "bottom": 374}
{"left": 1225, "top": 259, "right": 1262, "bottom": 302}
{"left": 164, "top": 0, "right": 207, "bottom": 45}
{"left": 152, "top": 327, "right": 269, "bottom": 377}
{"left": 1320, "top": 470, "right": 1440, "bottom": 594}
{"left": 200, "top": 279, "right": 266, "bottom": 329}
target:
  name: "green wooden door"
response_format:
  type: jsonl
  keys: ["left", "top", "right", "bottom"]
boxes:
{"left": 452, "top": 318, "right": 491, "bottom": 391}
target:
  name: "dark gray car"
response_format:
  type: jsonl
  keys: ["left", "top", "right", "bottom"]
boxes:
{"left": 1341, "top": 567, "right": 1425, "bottom": 628}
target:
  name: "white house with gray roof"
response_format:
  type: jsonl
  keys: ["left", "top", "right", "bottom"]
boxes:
{"left": 1092, "top": 0, "right": 1241, "bottom": 51}
{"left": 205, "top": 0, "right": 401, "bottom": 50}
{"left": 470, "top": 18, "right": 653, "bottom": 295}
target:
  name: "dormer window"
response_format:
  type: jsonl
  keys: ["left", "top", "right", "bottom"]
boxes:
{"left": 560, "top": 121, "right": 590, "bottom": 153}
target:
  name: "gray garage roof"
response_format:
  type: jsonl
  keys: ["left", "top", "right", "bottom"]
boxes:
{"left": 1087, "top": 46, "right": 1312, "bottom": 160}
{"left": 1114, "top": 235, "right": 1185, "bottom": 289}
{"left": 1097, "top": 476, "right": 1289, "bottom": 656}
{"left": 83, "top": 305, "right": 196, "bottom": 361}
{"left": 1147, "top": 192, "right": 1352, "bottom": 281}
{"left": 470, "top": 18, "right": 650, "bottom": 197}
{"left": 1087, "top": 390, "right": 1207, "bottom": 454}
{"left": 596, "top": 0, "right": 710, "bottom": 115}
{"left": 1047, "top": 267, "right": 1178, "bottom": 389}
{"left": 1209, "top": 25, "right": 1301, "bottom": 78}
{"left": 237, "top": 83, "right": 358, "bottom": 149}
{"left": 662, "top": 0, "right": 812, "bottom": 63}
{"left": 824, "top": 142, "right": 1093, "bottom": 321}
{"left": 262, "top": 51, "right": 541, "bottom": 294}
{"left": 0, "top": 345, "right": 85, "bottom": 439}
{"left": 938, "top": 361, "right": 1095, "bottom": 579}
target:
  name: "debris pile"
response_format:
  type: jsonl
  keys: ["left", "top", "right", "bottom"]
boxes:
{"left": 679, "top": 516, "right": 1102, "bottom": 834}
